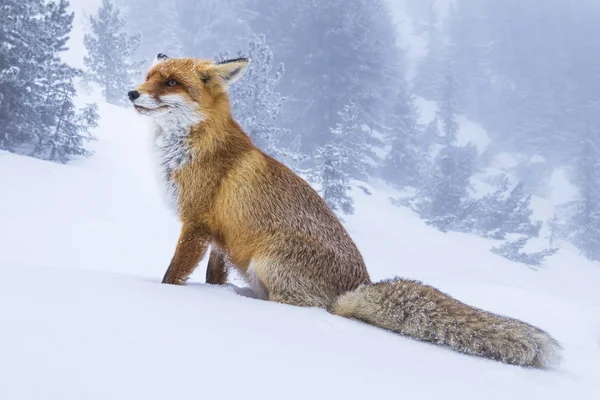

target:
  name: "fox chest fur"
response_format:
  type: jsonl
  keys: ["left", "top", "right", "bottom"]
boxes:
{"left": 152, "top": 121, "right": 194, "bottom": 212}
{"left": 152, "top": 118, "right": 250, "bottom": 226}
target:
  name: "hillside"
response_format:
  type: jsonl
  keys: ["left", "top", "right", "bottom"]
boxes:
{"left": 0, "top": 100, "right": 599, "bottom": 399}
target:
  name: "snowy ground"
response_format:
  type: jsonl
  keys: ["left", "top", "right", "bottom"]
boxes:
{"left": 1, "top": 99, "right": 599, "bottom": 399}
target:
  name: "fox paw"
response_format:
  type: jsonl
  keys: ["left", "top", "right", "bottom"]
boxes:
{"left": 162, "top": 276, "right": 188, "bottom": 285}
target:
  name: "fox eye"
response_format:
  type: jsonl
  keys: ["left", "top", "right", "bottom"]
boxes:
{"left": 166, "top": 79, "right": 177, "bottom": 86}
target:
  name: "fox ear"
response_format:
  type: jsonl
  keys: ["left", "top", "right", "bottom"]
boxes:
{"left": 214, "top": 57, "right": 250, "bottom": 87}
{"left": 152, "top": 53, "right": 169, "bottom": 67}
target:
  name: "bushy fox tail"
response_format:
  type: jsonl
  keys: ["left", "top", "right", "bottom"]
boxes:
{"left": 329, "top": 278, "right": 561, "bottom": 368}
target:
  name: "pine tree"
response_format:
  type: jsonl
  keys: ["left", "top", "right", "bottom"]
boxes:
{"left": 422, "top": 142, "right": 477, "bottom": 231}
{"left": 413, "top": 0, "right": 591, "bottom": 168}
{"left": 217, "top": 34, "right": 289, "bottom": 158}
{"left": 416, "top": 74, "right": 477, "bottom": 232}
{"left": 472, "top": 178, "right": 542, "bottom": 239}
{"left": 0, "top": 0, "right": 47, "bottom": 151}
{"left": 566, "top": 118, "right": 600, "bottom": 261}
{"left": 422, "top": 116, "right": 441, "bottom": 152}
{"left": 84, "top": 0, "right": 142, "bottom": 106}
{"left": 178, "top": 0, "right": 253, "bottom": 58}
{"left": 310, "top": 99, "right": 378, "bottom": 216}
{"left": 35, "top": 87, "right": 99, "bottom": 163}
{"left": 36, "top": 0, "right": 99, "bottom": 162}
{"left": 329, "top": 100, "right": 379, "bottom": 182}
{"left": 145, "top": 1, "right": 184, "bottom": 57}
{"left": 251, "top": 0, "right": 406, "bottom": 154}
{"left": 412, "top": 0, "right": 449, "bottom": 101}
{"left": 0, "top": 0, "right": 98, "bottom": 162}
{"left": 119, "top": 0, "right": 253, "bottom": 61}
{"left": 491, "top": 237, "right": 558, "bottom": 267}
{"left": 382, "top": 84, "right": 425, "bottom": 188}
{"left": 438, "top": 74, "right": 460, "bottom": 145}
{"left": 33, "top": 48, "right": 99, "bottom": 163}
{"left": 312, "top": 144, "right": 354, "bottom": 219}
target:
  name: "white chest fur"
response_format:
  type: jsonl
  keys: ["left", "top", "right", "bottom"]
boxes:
{"left": 140, "top": 93, "right": 204, "bottom": 212}
{"left": 152, "top": 124, "right": 192, "bottom": 212}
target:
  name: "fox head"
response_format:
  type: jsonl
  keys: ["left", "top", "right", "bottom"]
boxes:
{"left": 128, "top": 53, "right": 249, "bottom": 126}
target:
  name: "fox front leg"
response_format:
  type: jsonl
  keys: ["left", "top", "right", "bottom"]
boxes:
{"left": 205, "top": 249, "right": 229, "bottom": 285}
{"left": 162, "top": 225, "right": 210, "bottom": 285}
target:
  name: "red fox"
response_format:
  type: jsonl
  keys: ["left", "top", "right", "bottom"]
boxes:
{"left": 128, "top": 54, "right": 561, "bottom": 368}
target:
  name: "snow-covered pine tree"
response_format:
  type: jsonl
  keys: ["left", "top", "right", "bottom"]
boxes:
{"left": 498, "top": 181, "right": 542, "bottom": 237}
{"left": 251, "top": 0, "right": 405, "bottom": 154}
{"left": 412, "top": 0, "right": 449, "bottom": 101}
{"left": 0, "top": 0, "right": 98, "bottom": 162}
{"left": 382, "top": 83, "right": 425, "bottom": 188}
{"left": 414, "top": 0, "right": 592, "bottom": 168}
{"left": 491, "top": 237, "right": 558, "bottom": 267}
{"left": 280, "top": 134, "right": 307, "bottom": 172}
{"left": 0, "top": 0, "right": 47, "bottom": 151}
{"left": 422, "top": 116, "right": 441, "bottom": 153}
{"left": 143, "top": 1, "right": 184, "bottom": 57}
{"left": 444, "top": 0, "right": 496, "bottom": 118}
{"left": 120, "top": 0, "right": 253, "bottom": 61}
{"left": 471, "top": 178, "right": 542, "bottom": 239}
{"left": 34, "top": 83, "right": 99, "bottom": 163}
{"left": 179, "top": 0, "right": 253, "bottom": 58}
{"left": 422, "top": 142, "right": 477, "bottom": 231}
{"left": 217, "top": 34, "right": 289, "bottom": 160}
{"left": 312, "top": 144, "right": 354, "bottom": 219}
{"left": 34, "top": 0, "right": 99, "bottom": 163}
{"left": 84, "top": 0, "right": 142, "bottom": 106}
{"left": 416, "top": 74, "right": 477, "bottom": 232}
{"left": 312, "top": 97, "right": 387, "bottom": 217}
{"left": 482, "top": 0, "right": 582, "bottom": 165}
{"left": 566, "top": 118, "right": 600, "bottom": 261}
{"left": 329, "top": 100, "right": 379, "bottom": 182}
{"left": 115, "top": 0, "right": 178, "bottom": 59}
{"left": 437, "top": 74, "right": 460, "bottom": 145}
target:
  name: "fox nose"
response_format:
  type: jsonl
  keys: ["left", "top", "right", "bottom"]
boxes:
{"left": 128, "top": 90, "right": 140, "bottom": 101}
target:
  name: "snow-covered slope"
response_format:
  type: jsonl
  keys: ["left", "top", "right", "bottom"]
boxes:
{"left": 1, "top": 101, "right": 599, "bottom": 399}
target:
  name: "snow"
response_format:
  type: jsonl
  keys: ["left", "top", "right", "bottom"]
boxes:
{"left": 549, "top": 168, "right": 578, "bottom": 206}
{"left": 491, "top": 151, "right": 521, "bottom": 170}
{"left": 1, "top": 96, "right": 599, "bottom": 399}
